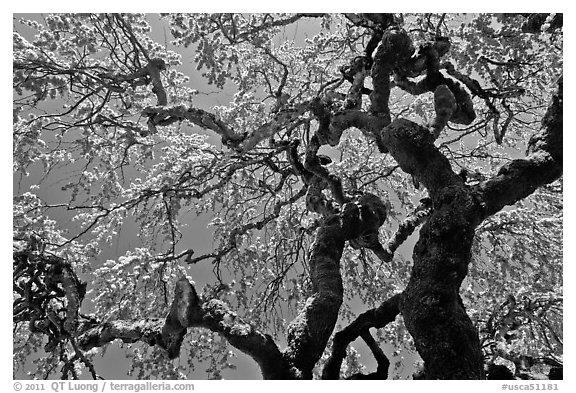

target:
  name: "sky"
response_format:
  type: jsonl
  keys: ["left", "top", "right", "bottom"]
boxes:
{"left": 4, "top": 4, "right": 575, "bottom": 387}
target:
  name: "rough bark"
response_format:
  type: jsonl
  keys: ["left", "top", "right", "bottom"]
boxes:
{"left": 380, "top": 119, "right": 484, "bottom": 378}
{"left": 164, "top": 278, "right": 293, "bottom": 379}
{"left": 477, "top": 77, "right": 563, "bottom": 218}
{"left": 283, "top": 224, "right": 345, "bottom": 379}
{"left": 375, "top": 77, "right": 562, "bottom": 379}
{"left": 284, "top": 193, "right": 388, "bottom": 378}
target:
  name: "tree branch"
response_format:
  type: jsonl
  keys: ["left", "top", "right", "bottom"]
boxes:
{"left": 193, "top": 300, "right": 291, "bottom": 379}
{"left": 475, "top": 76, "right": 562, "bottom": 218}
{"left": 77, "top": 319, "right": 164, "bottom": 352}
{"left": 380, "top": 118, "right": 463, "bottom": 197}
{"left": 283, "top": 224, "right": 345, "bottom": 378}
{"left": 284, "top": 193, "right": 388, "bottom": 378}
{"left": 79, "top": 277, "right": 292, "bottom": 379}
{"left": 379, "top": 197, "right": 433, "bottom": 263}
{"left": 102, "top": 58, "right": 167, "bottom": 106}
{"left": 343, "top": 13, "right": 395, "bottom": 30}
{"left": 234, "top": 13, "right": 326, "bottom": 42}
{"left": 142, "top": 104, "right": 243, "bottom": 145}
{"left": 241, "top": 102, "right": 309, "bottom": 152}
{"left": 322, "top": 293, "right": 401, "bottom": 379}
{"left": 163, "top": 278, "right": 291, "bottom": 379}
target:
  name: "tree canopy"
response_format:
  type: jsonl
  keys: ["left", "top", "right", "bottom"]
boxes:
{"left": 13, "top": 13, "right": 562, "bottom": 380}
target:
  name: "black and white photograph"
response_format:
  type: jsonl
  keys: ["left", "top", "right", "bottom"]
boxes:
{"left": 10, "top": 9, "right": 565, "bottom": 386}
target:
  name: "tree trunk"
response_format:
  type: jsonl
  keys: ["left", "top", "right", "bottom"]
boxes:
{"left": 382, "top": 76, "right": 561, "bottom": 379}
{"left": 401, "top": 188, "right": 485, "bottom": 378}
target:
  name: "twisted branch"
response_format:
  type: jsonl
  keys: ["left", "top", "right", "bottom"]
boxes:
{"left": 322, "top": 293, "right": 401, "bottom": 379}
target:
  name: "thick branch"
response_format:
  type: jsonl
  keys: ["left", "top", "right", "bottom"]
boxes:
{"left": 144, "top": 101, "right": 309, "bottom": 151}
{"left": 394, "top": 38, "right": 476, "bottom": 134}
{"left": 380, "top": 119, "right": 463, "bottom": 197}
{"left": 370, "top": 27, "right": 413, "bottom": 120}
{"left": 103, "top": 58, "right": 167, "bottom": 106}
{"left": 322, "top": 294, "right": 401, "bottom": 379}
{"left": 164, "top": 278, "right": 291, "bottom": 379}
{"left": 376, "top": 118, "right": 485, "bottom": 380}
{"left": 194, "top": 299, "right": 291, "bottom": 379}
{"left": 340, "top": 56, "right": 372, "bottom": 108}
{"left": 241, "top": 102, "right": 309, "bottom": 152}
{"left": 284, "top": 193, "right": 388, "bottom": 378}
{"left": 374, "top": 78, "right": 561, "bottom": 380}
{"left": 359, "top": 331, "right": 389, "bottom": 377}
{"left": 80, "top": 278, "right": 291, "bottom": 379}
{"left": 146, "top": 59, "right": 167, "bottom": 106}
{"left": 143, "top": 105, "right": 243, "bottom": 145}
{"left": 78, "top": 319, "right": 164, "bottom": 351}
{"left": 321, "top": 109, "right": 389, "bottom": 152}
{"left": 475, "top": 77, "right": 562, "bottom": 218}
{"left": 303, "top": 135, "right": 349, "bottom": 205}
{"left": 520, "top": 13, "right": 563, "bottom": 33}
{"left": 284, "top": 224, "right": 345, "bottom": 378}
{"left": 343, "top": 13, "right": 395, "bottom": 30}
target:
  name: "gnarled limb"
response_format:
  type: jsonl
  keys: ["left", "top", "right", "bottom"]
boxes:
{"left": 475, "top": 76, "right": 562, "bottom": 218}
{"left": 142, "top": 105, "right": 243, "bottom": 145}
{"left": 164, "top": 278, "right": 291, "bottom": 379}
{"left": 77, "top": 319, "right": 164, "bottom": 351}
{"left": 167, "top": 278, "right": 292, "bottom": 378}
{"left": 143, "top": 101, "right": 310, "bottom": 152}
{"left": 352, "top": 331, "right": 390, "bottom": 379}
{"left": 375, "top": 77, "right": 562, "bottom": 379}
{"left": 80, "top": 277, "right": 292, "bottom": 379}
{"left": 284, "top": 224, "right": 345, "bottom": 379}
{"left": 101, "top": 58, "right": 167, "bottom": 106}
{"left": 520, "top": 13, "right": 563, "bottom": 33}
{"left": 193, "top": 300, "right": 292, "bottom": 379}
{"left": 380, "top": 119, "right": 463, "bottom": 197}
{"left": 343, "top": 13, "right": 395, "bottom": 30}
{"left": 303, "top": 135, "right": 349, "bottom": 205}
{"left": 393, "top": 38, "right": 476, "bottom": 134}
{"left": 370, "top": 27, "right": 414, "bottom": 120}
{"left": 340, "top": 56, "right": 372, "bottom": 108}
{"left": 240, "top": 102, "right": 310, "bottom": 152}
{"left": 284, "top": 193, "right": 388, "bottom": 378}
{"left": 378, "top": 116, "right": 485, "bottom": 378}
{"left": 430, "top": 85, "right": 457, "bottom": 138}
{"left": 13, "top": 248, "right": 87, "bottom": 351}
{"left": 322, "top": 293, "right": 401, "bottom": 379}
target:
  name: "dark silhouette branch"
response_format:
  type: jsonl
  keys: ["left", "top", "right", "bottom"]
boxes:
{"left": 142, "top": 105, "right": 243, "bottom": 144}
{"left": 322, "top": 293, "right": 401, "bottom": 379}
{"left": 393, "top": 38, "right": 476, "bottom": 136}
{"left": 343, "top": 13, "right": 395, "bottom": 30}
{"left": 372, "top": 77, "right": 562, "bottom": 379}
